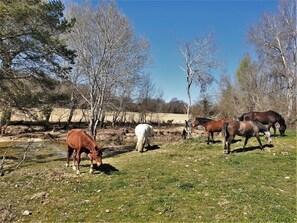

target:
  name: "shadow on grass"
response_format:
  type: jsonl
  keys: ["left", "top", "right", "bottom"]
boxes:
{"left": 102, "top": 146, "right": 134, "bottom": 158}
{"left": 145, "top": 144, "right": 160, "bottom": 151}
{"left": 231, "top": 144, "right": 274, "bottom": 154}
{"left": 96, "top": 163, "right": 119, "bottom": 175}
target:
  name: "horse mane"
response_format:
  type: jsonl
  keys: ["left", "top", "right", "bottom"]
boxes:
{"left": 194, "top": 117, "right": 214, "bottom": 124}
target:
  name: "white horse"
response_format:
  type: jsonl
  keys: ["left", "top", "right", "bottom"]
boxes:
{"left": 135, "top": 124, "right": 154, "bottom": 152}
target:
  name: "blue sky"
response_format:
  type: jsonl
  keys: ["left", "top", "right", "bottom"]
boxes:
{"left": 63, "top": 0, "right": 278, "bottom": 102}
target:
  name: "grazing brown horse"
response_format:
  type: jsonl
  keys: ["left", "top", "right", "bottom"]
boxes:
{"left": 221, "top": 120, "right": 272, "bottom": 154}
{"left": 66, "top": 129, "right": 103, "bottom": 174}
{"left": 188, "top": 117, "right": 232, "bottom": 144}
{"left": 239, "top": 110, "right": 286, "bottom": 136}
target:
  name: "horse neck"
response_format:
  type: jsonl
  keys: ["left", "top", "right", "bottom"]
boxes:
{"left": 278, "top": 116, "right": 286, "bottom": 126}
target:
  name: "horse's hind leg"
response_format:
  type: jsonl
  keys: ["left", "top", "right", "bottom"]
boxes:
{"left": 66, "top": 147, "right": 74, "bottom": 167}
{"left": 207, "top": 132, "right": 211, "bottom": 144}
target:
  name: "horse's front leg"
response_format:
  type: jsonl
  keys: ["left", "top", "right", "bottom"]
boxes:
{"left": 87, "top": 153, "right": 94, "bottom": 174}
{"left": 76, "top": 151, "right": 81, "bottom": 175}
{"left": 243, "top": 137, "right": 250, "bottom": 151}
{"left": 271, "top": 124, "right": 276, "bottom": 136}
{"left": 255, "top": 134, "right": 263, "bottom": 150}
{"left": 72, "top": 150, "right": 77, "bottom": 171}
{"left": 146, "top": 137, "right": 151, "bottom": 148}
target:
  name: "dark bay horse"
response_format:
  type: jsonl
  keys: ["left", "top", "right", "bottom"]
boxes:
{"left": 221, "top": 120, "right": 272, "bottom": 154}
{"left": 239, "top": 110, "right": 286, "bottom": 136}
{"left": 66, "top": 129, "right": 103, "bottom": 174}
{"left": 187, "top": 117, "right": 232, "bottom": 144}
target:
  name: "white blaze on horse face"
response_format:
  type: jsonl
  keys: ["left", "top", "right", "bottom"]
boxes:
{"left": 264, "top": 131, "right": 272, "bottom": 143}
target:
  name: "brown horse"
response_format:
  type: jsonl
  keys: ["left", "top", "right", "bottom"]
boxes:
{"left": 66, "top": 129, "right": 103, "bottom": 174}
{"left": 239, "top": 110, "right": 286, "bottom": 136}
{"left": 221, "top": 120, "right": 272, "bottom": 154}
{"left": 188, "top": 117, "right": 232, "bottom": 144}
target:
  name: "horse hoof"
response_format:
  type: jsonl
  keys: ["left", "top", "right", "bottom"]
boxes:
{"left": 65, "top": 163, "right": 69, "bottom": 167}
{"left": 72, "top": 166, "right": 77, "bottom": 171}
{"left": 89, "top": 169, "right": 94, "bottom": 174}
{"left": 76, "top": 170, "right": 80, "bottom": 175}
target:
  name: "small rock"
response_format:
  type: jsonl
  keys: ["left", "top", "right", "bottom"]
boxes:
{"left": 22, "top": 210, "right": 32, "bottom": 216}
{"left": 105, "top": 209, "right": 111, "bottom": 213}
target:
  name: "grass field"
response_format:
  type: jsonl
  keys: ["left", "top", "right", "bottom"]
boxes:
{"left": 0, "top": 130, "right": 296, "bottom": 222}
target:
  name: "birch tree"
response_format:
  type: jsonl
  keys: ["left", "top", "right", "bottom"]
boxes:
{"left": 248, "top": 0, "right": 296, "bottom": 124}
{"left": 178, "top": 32, "right": 221, "bottom": 119}
{"left": 67, "top": 1, "right": 150, "bottom": 138}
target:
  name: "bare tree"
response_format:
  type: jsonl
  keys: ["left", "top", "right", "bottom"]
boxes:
{"left": 136, "top": 75, "right": 157, "bottom": 123}
{"left": 67, "top": 1, "right": 150, "bottom": 138}
{"left": 248, "top": 0, "right": 296, "bottom": 124}
{"left": 178, "top": 32, "right": 221, "bottom": 119}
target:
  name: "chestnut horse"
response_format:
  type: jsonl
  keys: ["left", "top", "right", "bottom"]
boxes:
{"left": 221, "top": 120, "right": 272, "bottom": 154}
{"left": 187, "top": 117, "right": 232, "bottom": 144}
{"left": 66, "top": 129, "right": 103, "bottom": 174}
{"left": 239, "top": 110, "right": 286, "bottom": 136}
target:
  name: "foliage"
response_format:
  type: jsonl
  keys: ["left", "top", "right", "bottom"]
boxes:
{"left": 0, "top": 130, "right": 296, "bottom": 222}
{"left": 0, "top": 0, "right": 75, "bottom": 117}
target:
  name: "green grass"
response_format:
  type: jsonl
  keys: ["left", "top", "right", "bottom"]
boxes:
{"left": 0, "top": 130, "right": 296, "bottom": 222}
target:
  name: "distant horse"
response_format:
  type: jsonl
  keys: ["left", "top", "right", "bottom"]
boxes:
{"left": 239, "top": 110, "right": 286, "bottom": 136}
{"left": 187, "top": 117, "right": 232, "bottom": 144}
{"left": 66, "top": 129, "right": 103, "bottom": 174}
{"left": 135, "top": 124, "right": 154, "bottom": 152}
{"left": 221, "top": 120, "right": 272, "bottom": 154}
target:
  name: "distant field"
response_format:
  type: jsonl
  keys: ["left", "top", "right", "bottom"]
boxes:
{"left": 0, "top": 130, "right": 296, "bottom": 222}
{"left": 9, "top": 108, "right": 187, "bottom": 124}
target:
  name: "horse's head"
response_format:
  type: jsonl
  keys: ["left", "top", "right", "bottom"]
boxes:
{"left": 279, "top": 124, "right": 286, "bottom": 136}
{"left": 92, "top": 145, "right": 103, "bottom": 166}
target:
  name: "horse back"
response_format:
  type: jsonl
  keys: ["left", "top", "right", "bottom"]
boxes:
{"left": 67, "top": 129, "right": 97, "bottom": 151}
{"left": 205, "top": 118, "right": 231, "bottom": 132}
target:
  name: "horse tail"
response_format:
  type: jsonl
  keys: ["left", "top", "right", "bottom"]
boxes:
{"left": 221, "top": 122, "right": 229, "bottom": 148}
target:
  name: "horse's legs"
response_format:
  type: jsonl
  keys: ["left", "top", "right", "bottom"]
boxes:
{"left": 87, "top": 153, "right": 94, "bottom": 174}
{"left": 146, "top": 137, "right": 151, "bottom": 148}
{"left": 75, "top": 150, "right": 81, "bottom": 174}
{"left": 211, "top": 132, "right": 214, "bottom": 144}
{"left": 66, "top": 146, "right": 74, "bottom": 167}
{"left": 223, "top": 136, "right": 229, "bottom": 154}
{"left": 243, "top": 137, "right": 250, "bottom": 151}
{"left": 72, "top": 150, "right": 77, "bottom": 171}
{"left": 207, "top": 132, "right": 211, "bottom": 144}
{"left": 255, "top": 134, "right": 263, "bottom": 149}
{"left": 227, "top": 135, "right": 235, "bottom": 154}
{"left": 271, "top": 124, "right": 276, "bottom": 136}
